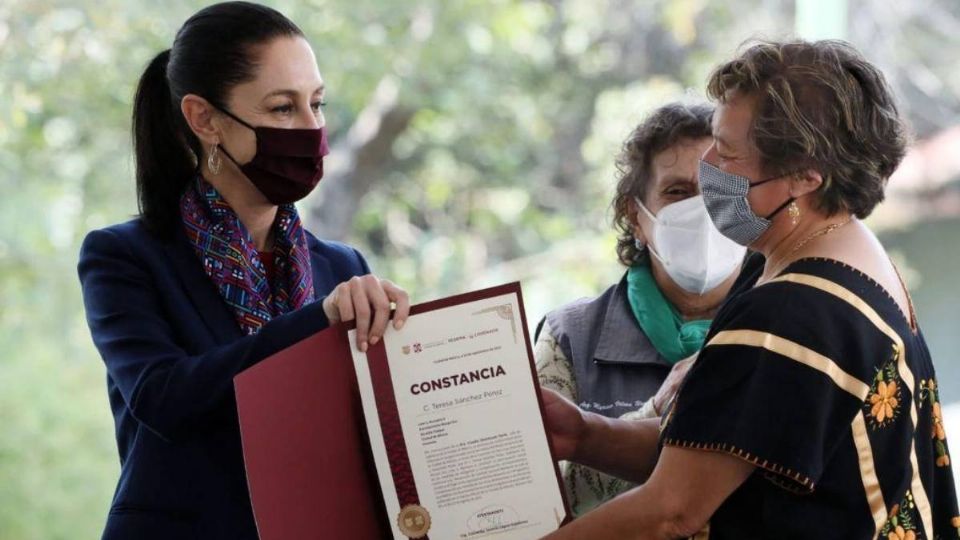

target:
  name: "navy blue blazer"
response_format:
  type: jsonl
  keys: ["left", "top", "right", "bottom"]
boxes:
{"left": 78, "top": 218, "right": 370, "bottom": 539}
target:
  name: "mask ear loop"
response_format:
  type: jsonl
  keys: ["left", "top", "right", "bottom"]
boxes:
{"left": 633, "top": 196, "right": 666, "bottom": 264}
{"left": 747, "top": 170, "right": 799, "bottom": 221}
{"left": 212, "top": 103, "right": 258, "bottom": 131}
{"left": 634, "top": 196, "right": 659, "bottom": 223}
{"left": 217, "top": 143, "right": 243, "bottom": 168}
{"left": 208, "top": 103, "right": 258, "bottom": 169}
{"left": 764, "top": 197, "right": 796, "bottom": 220}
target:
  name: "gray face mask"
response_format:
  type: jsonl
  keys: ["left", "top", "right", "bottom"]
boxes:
{"left": 698, "top": 160, "right": 795, "bottom": 246}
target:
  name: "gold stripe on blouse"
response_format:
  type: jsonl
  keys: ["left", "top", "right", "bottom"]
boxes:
{"left": 768, "top": 272, "right": 931, "bottom": 538}
{"left": 706, "top": 329, "right": 870, "bottom": 399}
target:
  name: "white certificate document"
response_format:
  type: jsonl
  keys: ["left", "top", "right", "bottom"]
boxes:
{"left": 350, "top": 283, "right": 570, "bottom": 539}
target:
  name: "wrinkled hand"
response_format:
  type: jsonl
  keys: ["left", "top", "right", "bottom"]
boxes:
{"left": 540, "top": 387, "right": 587, "bottom": 462}
{"left": 651, "top": 354, "right": 697, "bottom": 415}
{"left": 322, "top": 275, "right": 410, "bottom": 352}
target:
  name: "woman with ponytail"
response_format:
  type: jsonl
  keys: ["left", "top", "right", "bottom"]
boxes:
{"left": 78, "top": 3, "right": 408, "bottom": 538}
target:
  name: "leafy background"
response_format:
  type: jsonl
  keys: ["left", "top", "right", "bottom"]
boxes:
{"left": 1, "top": 0, "right": 958, "bottom": 537}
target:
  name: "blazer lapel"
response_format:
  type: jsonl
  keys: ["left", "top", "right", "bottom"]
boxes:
{"left": 305, "top": 235, "right": 336, "bottom": 300}
{"left": 163, "top": 227, "right": 244, "bottom": 345}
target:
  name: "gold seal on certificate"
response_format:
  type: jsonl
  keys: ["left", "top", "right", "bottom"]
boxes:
{"left": 350, "top": 283, "right": 571, "bottom": 539}
{"left": 397, "top": 504, "right": 431, "bottom": 538}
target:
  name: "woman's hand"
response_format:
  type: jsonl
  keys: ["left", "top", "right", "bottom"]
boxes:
{"left": 651, "top": 354, "right": 696, "bottom": 415}
{"left": 541, "top": 387, "right": 587, "bottom": 462}
{"left": 321, "top": 275, "right": 410, "bottom": 352}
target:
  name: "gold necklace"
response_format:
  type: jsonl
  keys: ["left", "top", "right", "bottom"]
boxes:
{"left": 761, "top": 218, "right": 853, "bottom": 282}
{"left": 789, "top": 217, "right": 853, "bottom": 254}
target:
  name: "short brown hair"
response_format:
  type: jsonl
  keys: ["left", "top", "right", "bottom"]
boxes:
{"left": 613, "top": 102, "right": 713, "bottom": 266}
{"left": 707, "top": 39, "right": 908, "bottom": 219}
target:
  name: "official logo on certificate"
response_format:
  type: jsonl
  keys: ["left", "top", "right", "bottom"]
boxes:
{"left": 397, "top": 504, "right": 431, "bottom": 538}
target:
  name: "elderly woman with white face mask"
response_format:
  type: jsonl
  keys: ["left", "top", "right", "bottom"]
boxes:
{"left": 534, "top": 102, "right": 746, "bottom": 516}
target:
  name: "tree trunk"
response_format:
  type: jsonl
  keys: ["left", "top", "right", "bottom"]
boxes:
{"left": 305, "top": 76, "right": 416, "bottom": 241}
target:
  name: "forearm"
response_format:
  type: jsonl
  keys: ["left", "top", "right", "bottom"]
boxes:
{"left": 83, "top": 228, "right": 339, "bottom": 437}
{"left": 107, "top": 300, "right": 331, "bottom": 441}
{"left": 562, "top": 401, "right": 659, "bottom": 515}
{"left": 572, "top": 414, "right": 661, "bottom": 484}
{"left": 542, "top": 484, "right": 680, "bottom": 540}
{"left": 546, "top": 447, "right": 754, "bottom": 540}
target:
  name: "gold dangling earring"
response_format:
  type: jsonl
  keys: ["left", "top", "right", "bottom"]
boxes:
{"left": 788, "top": 200, "right": 800, "bottom": 226}
{"left": 207, "top": 143, "right": 222, "bottom": 175}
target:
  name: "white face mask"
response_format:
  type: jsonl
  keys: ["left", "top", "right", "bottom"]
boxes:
{"left": 635, "top": 195, "right": 747, "bottom": 295}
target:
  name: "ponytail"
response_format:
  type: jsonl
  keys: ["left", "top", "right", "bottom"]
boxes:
{"left": 133, "top": 49, "right": 195, "bottom": 238}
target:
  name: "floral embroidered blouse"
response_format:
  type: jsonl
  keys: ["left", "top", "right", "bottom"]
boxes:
{"left": 661, "top": 256, "right": 960, "bottom": 539}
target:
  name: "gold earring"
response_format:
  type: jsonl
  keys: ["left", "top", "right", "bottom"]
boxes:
{"left": 207, "top": 144, "right": 222, "bottom": 175}
{"left": 788, "top": 200, "right": 800, "bottom": 226}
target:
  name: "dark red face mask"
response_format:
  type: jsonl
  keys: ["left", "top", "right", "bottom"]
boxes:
{"left": 215, "top": 106, "right": 330, "bottom": 205}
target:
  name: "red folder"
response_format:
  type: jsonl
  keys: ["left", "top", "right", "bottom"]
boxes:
{"left": 234, "top": 325, "right": 390, "bottom": 539}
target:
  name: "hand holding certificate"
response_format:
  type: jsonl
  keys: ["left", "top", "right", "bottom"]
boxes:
{"left": 351, "top": 283, "right": 570, "bottom": 539}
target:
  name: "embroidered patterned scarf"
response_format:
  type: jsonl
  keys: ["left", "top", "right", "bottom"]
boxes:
{"left": 180, "top": 176, "right": 315, "bottom": 335}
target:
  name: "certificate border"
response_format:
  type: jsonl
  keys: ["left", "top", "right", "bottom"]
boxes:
{"left": 348, "top": 282, "right": 573, "bottom": 527}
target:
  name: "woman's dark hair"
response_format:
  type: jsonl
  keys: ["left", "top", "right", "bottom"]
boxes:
{"left": 612, "top": 102, "right": 714, "bottom": 266}
{"left": 133, "top": 1, "right": 304, "bottom": 237}
{"left": 706, "top": 39, "right": 908, "bottom": 219}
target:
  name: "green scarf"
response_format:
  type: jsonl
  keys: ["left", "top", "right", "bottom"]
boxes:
{"left": 625, "top": 264, "right": 712, "bottom": 365}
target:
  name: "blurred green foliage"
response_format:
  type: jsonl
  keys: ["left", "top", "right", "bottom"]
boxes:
{"left": 1, "top": 0, "right": 958, "bottom": 538}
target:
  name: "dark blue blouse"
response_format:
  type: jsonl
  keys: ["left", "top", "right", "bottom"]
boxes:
{"left": 662, "top": 255, "right": 959, "bottom": 539}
